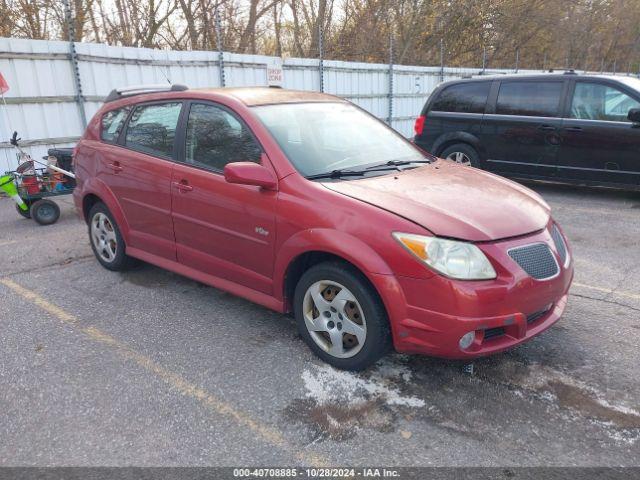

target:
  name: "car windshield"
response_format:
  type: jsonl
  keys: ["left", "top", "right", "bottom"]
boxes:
{"left": 252, "top": 102, "right": 426, "bottom": 177}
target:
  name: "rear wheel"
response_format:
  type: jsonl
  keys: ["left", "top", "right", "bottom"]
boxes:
{"left": 294, "top": 261, "right": 391, "bottom": 371}
{"left": 30, "top": 199, "right": 60, "bottom": 225}
{"left": 88, "top": 202, "right": 136, "bottom": 271}
{"left": 440, "top": 143, "right": 480, "bottom": 168}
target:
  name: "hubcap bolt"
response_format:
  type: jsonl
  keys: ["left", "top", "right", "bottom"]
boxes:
{"left": 323, "top": 311, "right": 331, "bottom": 318}
{"left": 337, "top": 322, "right": 342, "bottom": 330}
{"left": 327, "top": 321, "right": 335, "bottom": 329}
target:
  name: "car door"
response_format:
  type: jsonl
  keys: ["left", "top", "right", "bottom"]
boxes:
{"left": 557, "top": 79, "right": 640, "bottom": 186}
{"left": 99, "top": 101, "right": 182, "bottom": 261}
{"left": 171, "top": 101, "right": 277, "bottom": 295}
{"left": 480, "top": 79, "right": 567, "bottom": 178}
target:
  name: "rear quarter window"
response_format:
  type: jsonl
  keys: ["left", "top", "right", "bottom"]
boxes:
{"left": 431, "top": 82, "right": 490, "bottom": 114}
{"left": 101, "top": 107, "right": 130, "bottom": 143}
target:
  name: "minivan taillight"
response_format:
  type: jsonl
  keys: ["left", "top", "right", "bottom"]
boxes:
{"left": 414, "top": 115, "right": 426, "bottom": 136}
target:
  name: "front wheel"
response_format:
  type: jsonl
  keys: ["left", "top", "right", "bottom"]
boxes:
{"left": 294, "top": 261, "right": 391, "bottom": 371}
{"left": 16, "top": 200, "right": 32, "bottom": 219}
{"left": 440, "top": 143, "right": 480, "bottom": 168}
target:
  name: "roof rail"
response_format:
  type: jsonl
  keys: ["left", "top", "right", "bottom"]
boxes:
{"left": 104, "top": 84, "right": 188, "bottom": 103}
{"left": 563, "top": 69, "right": 577, "bottom": 75}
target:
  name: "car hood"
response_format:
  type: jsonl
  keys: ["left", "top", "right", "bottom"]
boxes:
{"left": 322, "top": 160, "right": 550, "bottom": 242}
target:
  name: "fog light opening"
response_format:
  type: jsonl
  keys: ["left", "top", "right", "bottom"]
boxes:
{"left": 459, "top": 331, "right": 475, "bottom": 350}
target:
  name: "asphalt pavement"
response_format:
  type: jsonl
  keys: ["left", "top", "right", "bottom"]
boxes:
{"left": 0, "top": 181, "right": 639, "bottom": 467}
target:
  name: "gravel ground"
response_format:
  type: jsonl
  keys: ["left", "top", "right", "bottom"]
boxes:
{"left": 0, "top": 182, "right": 638, "bottom": 467}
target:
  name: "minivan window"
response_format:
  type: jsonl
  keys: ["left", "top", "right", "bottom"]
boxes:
{"left": 101, "top": 107, "right": 130, "bottom": 143}
{"left": 496, "top": 81, "right": 563, "bottom": 117}
{"left": 431, "top": 82, "right": 490, "bottom": 114}
{"left": 570, "top": 82, "right": 640, "bottom": 122}
{"left": 125, "top": 102, "right": 182, "bottom": 158}
{"left": 185, "top": 103, "right": 262, "bottom": 171}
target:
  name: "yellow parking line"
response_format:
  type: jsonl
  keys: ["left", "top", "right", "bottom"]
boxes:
{"left": 0, "top": 240, "right": 17, "bottom": 247}
{"left": 0, "top": 277, "right": 329, "bottom": 467}
{"left": 573, "top": 282, "right": 640, "bottom": 301}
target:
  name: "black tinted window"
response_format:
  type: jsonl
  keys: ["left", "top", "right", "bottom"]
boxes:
{"left": 101, "top": 107, "right": 129, "bottom": 142}
{"left": 185, "top": 103, "right": 262, "bottom": 171}
{"left": 496, "top": 81, "right": 563, "bottom": 117}
{"left": 125, "top": 102, "right": 182, "bottom": 158}
{"left": 431, "top": 82, "right": 490, "bottom": 113}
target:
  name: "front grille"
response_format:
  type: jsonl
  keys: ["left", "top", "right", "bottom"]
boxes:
{"left": 550, "top": 224, "right": 568, "bottom": 265}
{"left": 508, "top": 243, "right": 559, "bottom": 280}
{"left": 483, "top": 326, "right": 505, "bottom": 340}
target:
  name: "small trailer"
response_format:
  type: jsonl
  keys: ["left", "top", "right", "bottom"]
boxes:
{"left": 0, "top": 132, "right": 75, "bottom": 225}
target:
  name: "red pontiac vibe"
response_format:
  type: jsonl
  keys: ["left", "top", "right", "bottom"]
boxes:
{"left": 73, "top": 85, "right": 574, "bottom": 371}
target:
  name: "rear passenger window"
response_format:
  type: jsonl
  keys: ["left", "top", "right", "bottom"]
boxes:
{"left": 125, "top": 102, "right": 182, "bottom": 158}
{"left": 431, "top": 82, "right": 490, "bottom": 113}
{"left": 496, "top": 81, "right": 563, "bottom": 117}
{"left": 185, "top": 103, "right": 262, "bottom": 171}
{"left": 101, "top": 107, "right": 129, "bottom": 143}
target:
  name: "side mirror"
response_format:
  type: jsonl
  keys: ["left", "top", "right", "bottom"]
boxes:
{"left": 224, "top": 162, "right": 277, "bottom": 190}
{"left": 628, "top": 108, "right": 640, "bottom": 124}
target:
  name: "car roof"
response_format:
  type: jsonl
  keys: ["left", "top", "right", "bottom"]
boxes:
{"left": 441, "top": 72, "right": 632, "bottom": 86}
{"left": 193, "top": 87, "right": 343, "bottom": 106}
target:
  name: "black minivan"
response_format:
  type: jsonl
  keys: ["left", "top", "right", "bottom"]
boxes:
{"left": 414, "top": 73, "right": 640, "bottom": 189}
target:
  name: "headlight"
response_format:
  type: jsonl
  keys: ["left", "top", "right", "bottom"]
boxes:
{"left": 392, "top": 232, "right": 497, "bottom": 280}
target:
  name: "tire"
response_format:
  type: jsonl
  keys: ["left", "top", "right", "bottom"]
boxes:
{"left": 440, "top": 143, "right": 480, "bottom": 168}
{"left": 16, "top": 200, "right": 32, "bottom": 218}
{"left": 30, "top": 199, "right": 60, "bottom": 225}
{"left": 294, "top": 261, "right": 392, "bottom": 371}
{"left": 88, "top": 202, "right": 136, "bottom": 271}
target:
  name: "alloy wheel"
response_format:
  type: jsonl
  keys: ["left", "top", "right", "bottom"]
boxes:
{"left": 302, "top": 280, "right": 367, "bottom": 358}
{"left": 445, "top": 151, "right": 472, "bottom": 165}
{"left": 91, "top": 212, "right": 117, "bottom": 263}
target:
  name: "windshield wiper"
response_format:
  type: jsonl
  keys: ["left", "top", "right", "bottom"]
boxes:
{"left": 365, "top": 159, "right": 432, "bottom": 170}
{"left": 305, "top": 169, "right": 367, "bottom": 180}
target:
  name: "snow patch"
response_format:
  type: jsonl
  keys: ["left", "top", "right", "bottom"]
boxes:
{"left": 301, "top": 361, "right": 425, "bottom": 408}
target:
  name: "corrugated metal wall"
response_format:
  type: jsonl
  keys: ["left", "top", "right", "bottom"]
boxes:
{"left": 0, "top": 37, "right": 539, "bottom": 172}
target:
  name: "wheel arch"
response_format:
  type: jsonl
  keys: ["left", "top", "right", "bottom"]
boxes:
{"left": 432, "top": 132, "right": 484, "bottom": 159}
{"left": 275, "top": 229, "right": 394, "bottom": 314}
{"left": 79, "top": 178, "right": 131, "bottom": 242}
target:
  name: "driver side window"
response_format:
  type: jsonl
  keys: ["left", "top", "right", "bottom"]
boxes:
{"left": 570, "top": 82, "right": 640, "bottom": 122}
{"left": 185, "top": 103, "right": 262, "bottom": 171}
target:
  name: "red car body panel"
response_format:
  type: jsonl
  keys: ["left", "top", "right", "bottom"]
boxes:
{"left": 73, "top": 87, "right": 574, "bottom": 359}
{"left": 323, "top": 159, "right": 551, "bottom": 242}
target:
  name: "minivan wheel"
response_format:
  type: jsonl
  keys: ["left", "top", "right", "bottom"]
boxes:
{"left": 294, "top": 261, "right": 391, "bottom": 371}
{"left": 440, "top": 143, "right": 479, "bottom": 167}
{"left": 88, "top": 203, "right": 136, "bottom": 271}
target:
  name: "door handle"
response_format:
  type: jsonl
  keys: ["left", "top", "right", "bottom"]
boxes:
{"left": 108, "top": 162, "right": 123, "bottom": 173}
{"left": 538, "top": 125, "right": 557, "bottom": 132}
{"left": 563, "top": 126, "right": 583, "bottom": 132}
{"left": 172, "top": 180, "right": 193, "bottom": 192}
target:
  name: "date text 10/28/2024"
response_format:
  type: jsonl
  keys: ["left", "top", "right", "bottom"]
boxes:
{"left": 233, "top": 468, "right": 400, "bottom": 478}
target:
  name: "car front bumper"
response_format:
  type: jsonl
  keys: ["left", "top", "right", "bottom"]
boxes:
{"left": 373, "top": 225, "right": 574, "bottom": 359}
